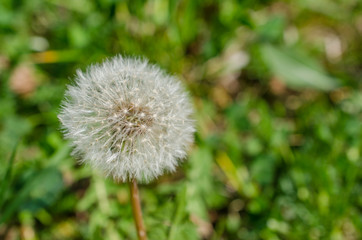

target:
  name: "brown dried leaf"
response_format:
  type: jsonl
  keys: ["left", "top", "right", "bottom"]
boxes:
{"left": 9, "top": 64, "right": 37, "bottom": 96}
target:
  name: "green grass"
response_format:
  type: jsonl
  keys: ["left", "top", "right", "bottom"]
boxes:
{"left": 0, "top": 0, "right": 361, "bottom": 239}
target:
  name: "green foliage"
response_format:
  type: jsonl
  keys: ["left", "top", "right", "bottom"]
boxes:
{"left": 260, "top": 44, "right": 339, "bottom": 90}
{"left": 0, "top": 0, "right": 361, "bottom": 239}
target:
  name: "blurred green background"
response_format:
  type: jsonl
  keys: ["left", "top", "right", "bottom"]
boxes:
{"left": 0, "top": 0, "right": 361, "bottom": 239}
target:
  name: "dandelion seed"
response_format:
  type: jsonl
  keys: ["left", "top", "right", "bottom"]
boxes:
{"left": 58, "top": 56, "right": 195, "bottom": 183}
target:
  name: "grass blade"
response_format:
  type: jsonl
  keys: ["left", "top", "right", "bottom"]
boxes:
{"left": 0, "top": 143, "right": 18, "bottom": 210}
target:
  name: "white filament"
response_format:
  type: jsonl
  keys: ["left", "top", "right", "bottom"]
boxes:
{"left": 58, "top": 56, "right": 195, "bottom": 183}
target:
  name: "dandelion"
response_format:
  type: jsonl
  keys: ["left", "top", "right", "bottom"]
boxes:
{"left": 58, "top": 55, "right": 195, "bottom": 240}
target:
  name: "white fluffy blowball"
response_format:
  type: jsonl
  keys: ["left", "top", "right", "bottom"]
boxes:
{"left": 59, "top": 56, "right": 195, "bottom": 183}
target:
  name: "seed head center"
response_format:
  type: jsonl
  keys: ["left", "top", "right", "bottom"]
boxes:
{"left": 110, "top": 103, "right": 153, "bottom": 138}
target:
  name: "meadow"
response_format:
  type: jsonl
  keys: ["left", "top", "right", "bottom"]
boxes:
{"left": 0, "top": 0, "right": 361, "bottom": 239}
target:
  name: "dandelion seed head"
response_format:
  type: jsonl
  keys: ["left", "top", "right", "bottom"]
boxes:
{"left": 58, "top": 56, "right": 195, "bottom": 183}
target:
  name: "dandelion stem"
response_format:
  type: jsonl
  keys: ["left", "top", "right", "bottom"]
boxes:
{"left": 130, "top": 179, "right": 147, "bottom": 240}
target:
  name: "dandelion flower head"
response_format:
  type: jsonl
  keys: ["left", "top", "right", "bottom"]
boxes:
{"left": 59, "top": 56, "right": 195, "bottom": 182}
